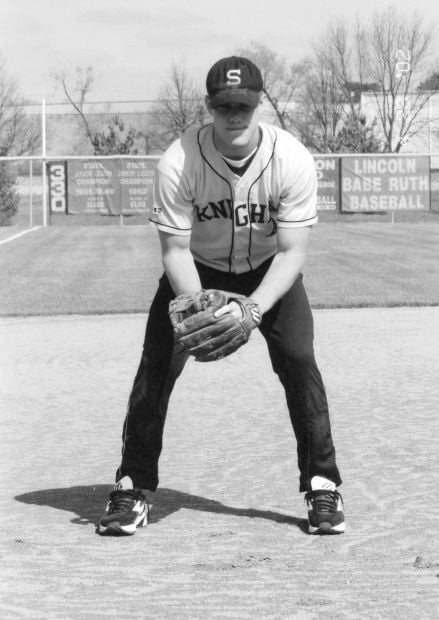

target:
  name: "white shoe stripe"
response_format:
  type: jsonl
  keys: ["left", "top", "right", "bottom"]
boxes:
{"left": 309, "top": 521, "right": 345, "bottom": 533}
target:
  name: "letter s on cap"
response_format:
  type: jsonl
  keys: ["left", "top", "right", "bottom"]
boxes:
{"left": 226, "top": 69, "right": 241, "bottom": 86}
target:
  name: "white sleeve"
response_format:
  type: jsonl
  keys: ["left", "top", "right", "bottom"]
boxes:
{"left": 148, "top": 141, "right": 193, "bottom": 236}
{"left": 277, "top": 148, "right": 318, "bottom": 228}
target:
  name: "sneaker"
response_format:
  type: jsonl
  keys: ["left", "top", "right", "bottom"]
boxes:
{"left": 305, "top": 476, "right": 345, "bottom": 535}
{"left": 98, "top": 478, "right": 149, "bottom": 536}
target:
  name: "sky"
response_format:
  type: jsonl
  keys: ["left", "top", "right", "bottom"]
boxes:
{"left": 1, "top": 0, "right": 439, "bottom": 103}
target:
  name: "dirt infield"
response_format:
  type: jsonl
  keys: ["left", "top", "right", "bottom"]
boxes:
{"left": 1, "top": 308, "right": 438, "bottom": 618}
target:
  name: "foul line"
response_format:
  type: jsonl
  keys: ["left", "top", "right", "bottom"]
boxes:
{"left": 0, "top": 227, "right": 41, "bottom": 246}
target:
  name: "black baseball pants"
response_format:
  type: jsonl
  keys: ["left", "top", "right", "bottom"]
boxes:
{"left": 116, "top": 257, "right": 342, "bottom": 492}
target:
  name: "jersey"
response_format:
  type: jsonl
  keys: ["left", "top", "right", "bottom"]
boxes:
{"left": 149, "top": 122, "right": 318, "bottom": 274}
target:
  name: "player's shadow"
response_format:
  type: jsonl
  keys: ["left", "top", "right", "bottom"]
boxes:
{"left": 15, "top": 485, "right": 307, "bottom": 532}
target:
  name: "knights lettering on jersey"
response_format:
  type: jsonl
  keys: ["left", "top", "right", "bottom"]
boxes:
{"left": 195, "top": 200, "right": 270, "bottom": 226}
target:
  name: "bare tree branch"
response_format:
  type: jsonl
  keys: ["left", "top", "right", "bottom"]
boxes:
{"left": 53, "top": 66, "right": 142, "bottom": 154}
{"left": 146, "top": 62, "right": 205, "bottom": 152}
{"left": 0, "top": 57, "right": 41, "bottom": 156}
{"left": 366, "top": 6, "right": 436, "bottom": 151}
{"left": 236, "top": 42, "right": 309, "bottom": 131}
{"left": 53, "top": 66, "right": 97, "bottom": 148}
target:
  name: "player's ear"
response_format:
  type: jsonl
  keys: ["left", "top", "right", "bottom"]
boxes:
{"left": 205, "top": 95, "right": 214, "bottom": 115}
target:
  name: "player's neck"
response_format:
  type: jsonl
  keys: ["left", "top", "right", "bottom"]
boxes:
{"left": 212, "top": 128, "right": 261, "bottom": 160}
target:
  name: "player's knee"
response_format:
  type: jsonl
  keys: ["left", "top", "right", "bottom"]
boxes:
{"left": 270, "top": 334, "right": 314, "bottom": 364}
{"left": 285, "top": 346, "right": 315, "bottom": 366}
{"left": 268, "top": 341, "right": 315, "bottom": 377}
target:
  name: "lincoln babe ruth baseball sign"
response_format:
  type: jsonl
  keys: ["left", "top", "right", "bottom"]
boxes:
{"left": 342, "top": 155, "right": 430, "bottom": 212}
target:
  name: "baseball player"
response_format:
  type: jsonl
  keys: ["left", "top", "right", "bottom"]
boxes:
{"left": 99, "top": 56, "right": 345, "bottom": 536}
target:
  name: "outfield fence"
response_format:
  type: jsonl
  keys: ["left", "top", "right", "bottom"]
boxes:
{"left": 1, "top": 153, "right": 439, "bottom": 228}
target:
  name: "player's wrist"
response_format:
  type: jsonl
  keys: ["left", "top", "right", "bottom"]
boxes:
{"left": 248, "top": 292, "right": 270, "bottom": 316}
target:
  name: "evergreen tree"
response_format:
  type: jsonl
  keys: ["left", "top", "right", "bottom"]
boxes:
{"left": 333, "top": 114, "right": 383, "bottom": 153}
{"left": 0, "top": 163, "right": 19, "bottom": 226}
{"left": 91, "top": 115, "right": 138, "bottom": 155}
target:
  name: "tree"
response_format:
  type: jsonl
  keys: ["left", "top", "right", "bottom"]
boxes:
{"left": 0, "top": 57, "right": 41, "bottom": 156}
{"left": 53, "top": 66, "right": 96, "bottom": 149}
{"left": 285, "top": 61, "right": 376, "bottom": 153}
{"left": 236, "top": 42, "right": 310, "bottom": 132}
{"left": 91, "top": 115, "right": 138, "bottom": 155}
{"left": 332, "top": 114, "right": 384, "bottom": 153}
{"left": 0, "top": 57, "right": 39, "bottom": 225}
{"left": 236, "top": 39, "right": 382, "bottom": 153}
{"left": 292, "top": 24, "right": 384, "bottom": 153}
{"left": 418, "top": 70, "right": 439, "bottom": 91}
{"left": 363, "top": 7, "right": 436, "bottom": 151}
{"left": 297, "top": 8, "right": 438, "bottom": 153}
{"left": 146, "top": 62, "right": 205, "bottom": 152}
{"left": 53, "top": 66, "right": 140, "bottom": 154}
{"left": 0, "top": 163, "right": 19, "bottom": 226}
{"left": 292, "top": 58, "right": 346, "bottom": 152}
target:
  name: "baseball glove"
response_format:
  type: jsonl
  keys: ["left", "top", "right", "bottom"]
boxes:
{"left": 169, "top": 289, "right": 262, "bottom": 362}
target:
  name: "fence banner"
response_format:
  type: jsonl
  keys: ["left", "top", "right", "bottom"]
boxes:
{"left": 118, "top": 159, "right": 156, "bottom": 215}
{"left": 314, "top": 157, "right": 340, "bottom": 211}
{"left": 66, "top": 159, "right": 156, "bottom": 215}
{"left": 67, "top": 160, "right": 121, "bottom": 215}
{"left": 341, "top": 155, "right": 430, "bottom": 212}
{"left": 48, "top": 161, "right": 68, "bottom": 213}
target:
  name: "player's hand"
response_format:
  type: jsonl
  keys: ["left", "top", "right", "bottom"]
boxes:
{"left": 214, "top": 300, "right": 243, "bottom": 320}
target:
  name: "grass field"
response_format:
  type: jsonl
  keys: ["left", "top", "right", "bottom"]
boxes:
{"left": 0, "top": 222, "right": 438, "bottom": 316}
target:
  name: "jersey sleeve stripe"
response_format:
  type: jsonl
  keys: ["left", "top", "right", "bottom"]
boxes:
{"left": 277, "top": 215, "right": 317, "bottom": 223}
{"left": 149, "top": 219, "right": 192, "bottom": 232}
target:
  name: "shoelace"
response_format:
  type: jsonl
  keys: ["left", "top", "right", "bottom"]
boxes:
{"left": 108, "top": 490, "right": 138, "bottom": 513}
{"left": 305, "top": 490, "right": 343, "bottom": 513}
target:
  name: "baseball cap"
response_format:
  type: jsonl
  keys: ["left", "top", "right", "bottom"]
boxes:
{"left": 206, "top": 56, "right": 263, "bottom": 108}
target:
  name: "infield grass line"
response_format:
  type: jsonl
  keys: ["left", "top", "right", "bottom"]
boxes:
{"left": 0, "top": 226, "right": 41, "bottom": 245}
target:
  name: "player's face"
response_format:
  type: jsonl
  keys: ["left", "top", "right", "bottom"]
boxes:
{"left": 206, "top": 98, "right": 261, "bottom": 157}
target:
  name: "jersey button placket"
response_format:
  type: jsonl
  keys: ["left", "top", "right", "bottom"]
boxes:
{"left": 233, "top": 182, "right": 249, "bottom": 268}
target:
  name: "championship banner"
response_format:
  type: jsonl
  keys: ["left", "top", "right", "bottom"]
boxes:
{"left": 66, "top": 159, "right": 156, "bottom": 215}
{"left": 67, "top": 160, "right": 121, "bottom": 215}
{"left": 48, "top": 161, "right": 68, "bottom": 213}
{"left": 119, "top": 159, "right": 156, "bottom": 215}
{"left": 341, "top": 156, "right": 430, "bottom": 212}
{"left": 314, "top": 157, "right": 340, "bottom": 211}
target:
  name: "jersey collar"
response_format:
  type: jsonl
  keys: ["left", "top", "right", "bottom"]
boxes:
{"left": 198, "top": 123, "right": 274, "bottom": 181}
